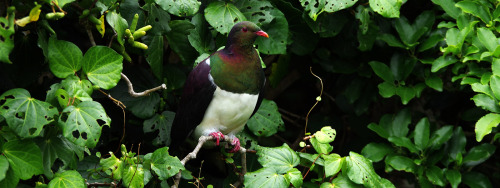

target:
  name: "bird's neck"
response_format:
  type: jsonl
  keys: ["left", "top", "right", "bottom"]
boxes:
{"left": 225, "top": 36, "right": 256, "bottom": 55}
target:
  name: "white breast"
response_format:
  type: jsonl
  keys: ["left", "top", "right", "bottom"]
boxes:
{"left": 193, "top": 87, "right": 259, "bottom": 139}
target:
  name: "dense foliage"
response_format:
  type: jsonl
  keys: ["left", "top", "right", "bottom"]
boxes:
{"left": 0, "top": 0, "right": 499, "bottom": 187}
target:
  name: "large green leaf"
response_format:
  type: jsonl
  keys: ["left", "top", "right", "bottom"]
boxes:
{"left": 188, "top": 13, "right": 215, "bottom": 54}
{"left": 254, "top": 8, "right": 288, "bottom": 54}
{"left": 47, "top": 38, "right": 83, "bottom": 78}
{"left": 244, "top": 167, "right": 288, "bottom": 188}
{"left": 205, "top": 1, "right": 246, "bottom": 34}
{"left": 145, "top": 35, "right": 164, "bottom": 80}
{"left": 361, "top": 142, "right": 393, "bottom": 162}
{"left": 462, "top": 172, "right": 493, "bottom": 188}
{"left": 369, "top": 61, "right": 394, "bottom": 83}
{"left": 431, "top": 0, "right": 460, "bottom": 19}
{"left": 155, "top": 0, "right": 200, "bottom": 17}
{"left": 370, "top": 0, "right": 402, "bottom": 18}
{"left": 37, "top": 130, "right": 79, "bottom": 178}
{"left": 82, "top": 46, "right": 123, "bottom": 90}
{"left": 323, "top": 154, "right": 342, "bottom": 177}
{"left": 456, "top": 1, "right": 492, "bottom": 24}
{"left": 0, "top": 88, "right": 58, "bottom": 138}
{"left": 284, "top": 168, "right": 302, "bottom": 188}
{"left": 2, "top": 140, "right": 43, "bottom": 180}
{"left": 247, "top": 99, "right": 284, "bottom": 137}
{"left": 58, "top": 101, "right": 111, "bottom": 148}
{"left": 256, "top": 144, "right": 299, "bottom": 173}
{"left": 463, "top": 143, "right": 495, "bottom": 166}
{"left": 477, "top": 27, "right": 497, "bottom": 52}
{"left": 475, "top": 113, "right": 500, "bottom": 142}
{"left": 144, "top": 3, "right": 171, "bottom": 35}
{"left": 150, "top": 147, "right": 184, "bottom": 180}
{"left": 0, "top": 155, "right": 8, "bottom": 181}
{"left": 414, "top": 117, "right": 430, "bottom": 150}
{"left": 47, "top": 170, "right": 85, "bottom": 188}
{"left": 426, "top": 165, "right": 445, "bottom": 186}
{"left": 165, "top": 20, "right": 197, "bottom": 65}
{"left": 445, "top": 169, "right": 461, "bottom": 188}
{"left": 345, "top": 152, "right": 392, "bottom": 187}
{"left": 106, "top": 11, "right": 128, "bottom": 46}
{"left": 143, "top": 111, "right": 175, "bottom": 146}
{"left": 123, "top": 164, "right": 144, "bottom": 188}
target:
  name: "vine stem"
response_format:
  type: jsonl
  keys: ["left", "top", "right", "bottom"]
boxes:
{"left": 304, "top": 67, "right": 324, "bottom": 135}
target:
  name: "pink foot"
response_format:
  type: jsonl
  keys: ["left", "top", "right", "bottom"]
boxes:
{"left": 228, "top": 137, "right": 240, "bottom": 153}
{"left": 209, "top": 132, "right": 225, "bottom": 146}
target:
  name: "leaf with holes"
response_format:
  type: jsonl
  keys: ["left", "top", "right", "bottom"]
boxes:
{"left": 324, "top": 0, "right": 359, "bottom": 13}
{"left": 47, "top": 38, "right": 83, "bottom": 78}
{"left": 300, "top": 0, "right": 325, "bottom": 20}
{"left": 256, "top": 144, "right": 299, "bottom": 173}
{"left": 204, "top": 1, "right": 247, "bottom": 34}
{"left": 0, "top": 88, "right": 58, "bottom": 138}
{"left": 345, "top": 152, "right": 392, "bottom": 187}
{"left": 58, "top": 101, "right": 111, "bottom": 148}
{"left": 247, "top": 99, "right": 284, "bottom": 137}
{"left": 37, "top": 130, "right": 79, "bottom": 178}
{"left": 143, "top": 111, "right": 175, "bottom": 146}
{"left": 235, "top": 0, "right": 274, "bottom": 25}
{"left": 150, "top": 147, "right": 184, "bottom": 180}
{"left": 144, "top": 3, "right": 171, "bottom": 35}
{"left": 254, "top": 8, "right": 288, "bottom": 54}
{"left": 2, "top": 140, "right": 43, "bottom": 180}
{"left": 155, "top": 0, "right": 200, "bottom": 17}
{"left": 47, "top": 170, "right": 85, "bottom": 188}
{"left": 0, "top": 7, "right": 15, "bottom": 64}
{"left": 82, "top": 46, "right": 123, "bottom": 90}
{"left": 61, "top": 75, "right": 93, "bottom": 103}
{"left": 244, "top": 167, "right": 288, "bottom": 188}
{"left": 369, "top": 0, "right": 402, "bottom": 18}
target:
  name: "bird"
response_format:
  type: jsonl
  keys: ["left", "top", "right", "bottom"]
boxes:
{"left": 170, "top": 21, "right": 268, "bottom": 153}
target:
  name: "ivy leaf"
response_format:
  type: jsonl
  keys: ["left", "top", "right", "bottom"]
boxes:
{"left": 47, "top": 170, "right": 85, "bottom": 188}
{"left": 204, "top": 1, "right": 246, "bottom": 34}
{"left": 361, "top": 142, "right": 393, "bottom": 162}
{"left": 82, "top": 46, "right": 123, "bottom": 90}
{"left": 475, "top": 113, "right": 500, "bottom": 142}
{"left": 244, "top": 167, "right": 288, "bottom": 188}
{"left": 369, "top": 0, "right": 402, "bottom": 18}
{"left": 2, "top": 140, "right": 43, "bottom": 180}
{"left": 48, "top": 38, "right": 83, "bottom": 78}
{"left": 247, "top": 99, "right": 284, "bottom": 137}
{"left": 345, "top": 152, "right": 391, "bottom": 187}
{"left": 150, "top": 147, "right": 184, "bottom": 180}
{"left": 0, "top": 88, "right": 58, "bottom": 138}
{"left": 58, "top": 101, "right": 111, "bottom": 148}
{"left": 256, "top": 144, "right": 299, "bottom": 173}
{"left": 284, "top": 168, "right": 302, "bottom": 188}
{"left": 323, "top": 154, "right": 342, "bottom": 177}
{"left": 123, "top": 164, "right": 144, "bottom": 188}
{"left": 145, "top": 35, "right": 164, "bottom": 80}
{"left": 0, "top": 155, "right": 8, "bottom": 181}
{"left": 155, "top": 0, "right": 200, "bottom": 17}
{"left": 143, "top": 111, "right": 175, "bottom": 146}
{"left": 106, "top": 11, "right": 128, "bottom": 46}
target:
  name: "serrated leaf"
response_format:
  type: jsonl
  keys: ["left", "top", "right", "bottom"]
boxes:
{"left": 414, "top": 117, "right": 430, "bottom": 150}
{"left": 475, "top": 113, "right": 500, "bottom": 142}
{"left": 47, "top": 170, "right": 85, "bottom": 188}
{"left": 58, "top": 101, "right": 111, "bottom": 148}
{"left": 492, "top": 58, "right": 500, "bottom": 75}
{"left": 370, "top": 0, "right": 402, "bottom": 18}
{"left": 463, "top": 143, "right": 495, "bottom": 166}
{"left": 150, "top": 147, "right": 184, "bottom": 180}
{"left": 445, "top": 169, "right": 461, "bottom": 188}
{"left": 204, "top": 1, "right": 246, "bottom": 35}
{"left": 48, "top": 38, "right": 83, "bottom": 78}
{"left": 82, "top": 46, "right": 123, "bottom": 90}
{"left": 256, "top": 144, "right": 299, "bottom": 173}
{"left": 144, "top": 111, "right": 175, "bottom": 146}
{"left": 0, "top": 155, "right": 8, "bottom": 181}
{"left": 361, "top": 142, "right": 393, "bottom": 162}
{"left": 385, "top": 155, "right": 415, "bottom": 173}
{"left": 346, "top": 152, "right": 390, "bottom": 187}
{"left": 0, "top": 88, "right": 58, "bottom": 138}
{"left": 2, "top": 140, "right": 43, "bottom": 180}
{"left": 106, "top": 11, "right": 128, "bottom": 46}
{"left": 248, "top": 99, "right": 284, "bottom": 137}
{"left": 284, "top": 168, "right": 302, "bottom": 188}
{"left": 244, "top": 167, "right": 288, "bottom": 188}
{"left": 155, "top": 0, "right": 200, "bottom": 17}
{"left": 323, "top": 154, "right": 342, "bottom": 177}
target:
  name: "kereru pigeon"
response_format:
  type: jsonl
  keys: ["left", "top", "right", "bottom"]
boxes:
{"left": 170, "top": 21, "right": 268, "bottom": 153}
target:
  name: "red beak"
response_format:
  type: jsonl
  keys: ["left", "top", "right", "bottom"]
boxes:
{"left": 255, "top": 30, "right": 269, "bottom": 38}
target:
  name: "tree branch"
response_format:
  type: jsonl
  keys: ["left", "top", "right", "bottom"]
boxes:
{"left": 121, "top": 73, "right": 166, "bottom": 97}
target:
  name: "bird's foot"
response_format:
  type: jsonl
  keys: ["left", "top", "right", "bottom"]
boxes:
{"left": 228, "top": 137, "right": 240, "bottom": 153}
{"left": 209, "top": 132, "right": 225, "bottom": 146}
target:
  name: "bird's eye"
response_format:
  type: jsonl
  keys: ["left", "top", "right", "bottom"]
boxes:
{"left": 242, "top": 27, "right": 248, "bottom": 32}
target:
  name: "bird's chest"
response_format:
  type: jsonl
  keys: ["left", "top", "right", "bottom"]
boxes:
{"left": 194, "top": 87, "right": 258, "bottom": 138}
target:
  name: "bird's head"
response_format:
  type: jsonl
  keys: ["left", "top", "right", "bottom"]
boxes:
{"left": 227, "top": 21, "right": 268, "bottom": 48}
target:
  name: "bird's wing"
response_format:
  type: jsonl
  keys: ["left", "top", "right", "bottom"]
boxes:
{"left": 170, "top": 59, "right": 216, "bottom": 146}
{"left": 250, "top": 72, "right": 266, "bottom": 117}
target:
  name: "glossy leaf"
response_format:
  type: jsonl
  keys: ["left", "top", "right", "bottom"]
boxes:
{"left": 254, "top": 8, "right": 288, "bottom": 54}
{"left": 247, "top": 99, "right": 284, "bottom": 137}
{"left": 284, "top": 168, "right": 302, "bottom": 188}
{"left": 82, "top": 46, "right": 123, "bottom": 90}
{"left": 99, "top": 152, "right": 123, "bottom": 180}
{"left": 123, "top": 164, "right": 145, "bottom": 188}
{"left": 426, "top": 166, "right": 445, "bottom": 186}
{"left": 430, "top": 125, "right": 453, "bottom": 149}
{"left": 346, "top": 152, "right": 391, "bottom": 187}
{"left": 244, "top": 167, "right": 288, "bottom": 188}
{"left": 388, "top": 136, "right": 419, "bottom": 153}
{"left": 456, "top": 1, "right": 491, "bottom": 24}
{"left": 462, "top": 172, "right": 493, "bottom": 188}
{"left": 431, "top": 0, "right": 460, "bottom": 19}
{"left": 310, "top": 136, "right": 333, "bottom": 154}
{"left": 431, "top": 56, "right": 457, "bottom": 72}
{"left": 370, "top": 0, "right": 402, "bottom": 18}
{"left": 106, "top": 11, "right": 128, "bottom": 46}
{"left": 330, "top": 174, "right": 363, "bottom": 188}
{"left": 445, "top": 169, "right": 461, "bottom": 188}
{"left": 256, "top": 144, "right": 299, "bottom": 173}
{"left": 361, "top": 142, "right": 393, "bottom": 162}
{"left": 144, "top": 3, "right": 171, "bottom": 35}
{"left": 448, "top": 127, "right": 466, "bottom": 160}
{"left": 0, "top": 155, "right": 8, "bottom": 181}
{"left": 414, "top": 117, "right": 430, "bottom": 150}
{"left": 392, "top": 108, "right": 411, "bottom": 137}
{"left": 472, "top": 94, "right": 500, "bottom": 113}
{"left": 2, "top": 140, "right": 43, "bottom": 180}
{"left": 489, "top": 75, "right": 500, "bottom": 100}
{"left": 477, "top": 27, "right": 497, "bottom": 52}
{"left": 145, "top": 35, "right": 164, "bottom": 80}
{"left": 150, "top": 147, "right": 184, "bottom": 180}
{"left": 204, "top": 1, "right": 246, "bottom": 34}
{"left": 463, "top": 143, "right": 495, "bottom": 166}
{"left": 323, "top": 154, "right": 342, "bottom": 177}
{"left": 369, "top": 61, "right": 394, "bottom": 83}
{"left": 425, "top": 75, "right": 443, "bottom": 92}
{"left": 155, "top": 0, "right": 200, "bottom": 17}
{"left": 47, "top": 170, "right": 85, "bottom": 188}
{"left": 188, "top": 13, "right": 214, "bottom": 54}
{"left": 314, "top": 126, "right": 336, "bottom": 143}
{"left": 385, "top": 155, "right": 415, "bottom": 173}
{"left": 475, "top": 113, "right": 500, "bottom": 142}
{"left": 37, "top": 131, "right": 79, "bottom": 177}
{"left": 378, "top": 82, "right": 396, "bottom": 98}
{"left": 47, "top": 38, "right": 83, "bottom": 78}
{"left": 0, "top": 88, "right": 58, "bottom": 138}
{"left": 144, "top": 111, "right": 175, "bottom": 146}
{"left": 395, "top": 86, "right": 416, "bottom": 105}
{"left": 165, "top": 20, "right": 197, "bottom": 65}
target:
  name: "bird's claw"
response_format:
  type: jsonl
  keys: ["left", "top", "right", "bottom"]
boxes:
{"left": 228, "top": 137, "right": 240, "bottom": 153}
{"left": 209, "top": 132, "right": 225, "bottom": 146}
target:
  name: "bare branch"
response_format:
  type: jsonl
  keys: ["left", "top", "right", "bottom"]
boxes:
{"left": 121, "top": 73, "right": 167, "bottom": 97}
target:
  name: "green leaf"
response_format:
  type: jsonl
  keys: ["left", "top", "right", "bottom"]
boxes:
{"left": 477, "top": 27, "right": 497, "bottom": 52}
{"left": 123, "top": 164, "right": 144, "bottom": 188}
{"left": 445, "top": 169, "right": 461, "bottom": 188}
{"left": 448, "top": 127, "right": 466, "bottom": 161}
{"left": 2, "top": 140, "right": 43, "bottom": 180}
{"left": 299, "top": 153, "right": 324, "bottom": 166}
{"left": 247, "top": 99, "right": 284, "bottom": 137}
{"left": 204, "top": 1, "right": 246, "bottom": 35}
{"left": 430, "top": 125, "right": 453, "bottom": 149}
{"left": 284, "top": 168, "right": 302, "bottom": 188}
{"left": 0, "top": 155, "right": 8, "bottom": 181}
{"left": 47, "top": 170, "right": 85, "bottom": 188}
{"left": 418, "top": 32, "right": 444, "bottom": 52}
{"left": 367, "top": 122, "right": 390, "bottom": 139}
{"left": 165, "top": 20, "right": 197, "bottom": 65}
{"left": 300, "top": 0, "right": 324, "bottom": 20}
{"left": 346, "top": 152, "right": 390, "bottom": 187}
{"left": 146, "top": 35, "right": 164, "bottom": 80}
{"left": 48, "top": 38, "right": 83, "bottom": 78}
{"left": 324, "top": 0, "right": 359, "bottom": 13}
{"left": 361, "top": 142, "right": 393, "bottom": 162}
{"left": 456, "top": 1, "right": 492, "bottom": 24}
{"left": 388, "top": 136, "right": 419, "bottom": 153}
{"left": 431, "top": 0, "right": 460, "bottom": 19}
{"left": 369, "top": 0, "right": 402, "bottom": 18}
{"left": 390, "top": 53, "right": 416, "bottom": 81}
{"left": 323, "top": 154, "right": 342, "bottom": 177}
{"left": 426, "top": 166, "right": 445, "bottom": 186}
{"left": 475, "top": 113, "right": 500, "bottom": 142}
{"left": 369, "top": 61, "right": 394, "bottom": 83}
{"left": 385, "top": 155, "right": 415, "bottom": 173}
{"left": 144, "top": 111, "right": 175, "bottom": 146}
{"left": 144, "top": 3, "right": 171, "bottom": 35}
{"left": 188, "top": 13, "right": 215, "bottom": 54}
{"left": 106, "top": 11, "right": 128, "bottom": 46}
{"left": 0, "top": 167, "right": 17, "bottom": 187}
{"left": 37, "top": 131, "right": 79, "bottom": 177}
{"left": 492, "top": 58, "right": 500, "bottom": 75}
{"left": 378, "top": 82, "right": 396, "bottom": 98}
{"left": 395, "top": 86, "right": 416, "bottom": 105}
{"left": 431, "top": 56, "right": 457, "bottom": 72}
{"left": 472, "top": 94, "right": 500, "bottom": 113}
{"left": 58, "top": 101, "right": 111, "bottom": 148}
{"left": 314, "top": 126, "right": 336, "bottom": 143}
{"left": 425, "top": 75, "right": 443, "bottom": 92}
{"left": 378, "top": 33, "right": 406, "bottom": 48}
{"left": 330, "top": 174, "right": 363, "bottom": 188}
{"left": 310, "top": 136, "right": 333, "bottom": 154}
{"left": 414, "top": 117, "right": 430, "bottom": 150}
{"left": 235, "top": 0, "right": 274, "bottom": 25}
{"left": 489, "top": 75, "right": 500, "bottom": 100}
{"left": 82, "top": 46, "right": 123, "bottom": 90}
{"left": 254, "top": 8, "right": 288, "bottom": 54}
{"left": 61, "top": 75, "right": 93, "bottom": 102}
{"left": 256, "top": 144, "right": 299, "bottom": 173}
{"left": 99, "top": 152, "right": 123, "bottom": 180}
{"left": 392, "top": 108, "right": 411, "bottom": 137}
{"left": 244, "top": 167, "right": 288, "bottom": 188}
{"left": 150, "top": 147, "right": 184, "bottom": 180}
{"left": 0, "top": 8, "right": 15, "bottom": 64}
{"left": 0, "top": 88, "right": 58, "bottom": 138}
{"left": 155, "top": 0, "right": 200, "bottom": 17}
{"left": 463, "top": 143, "right": 495, "bottom": 166}
{"left": 462, "top": 172, "right": 493, "bottom": 188}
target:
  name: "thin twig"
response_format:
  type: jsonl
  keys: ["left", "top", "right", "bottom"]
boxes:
{"left": 87, "top": 28, "right": 96, "bottom": 46}
{"left": 279, "top": 108, "right": 306, "bottom": 120}
{"left": 304, "top": 67, "right": 323, "bottom": 135}
{"left": 121, "top": 73, "right": 167, "bottom": 97}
